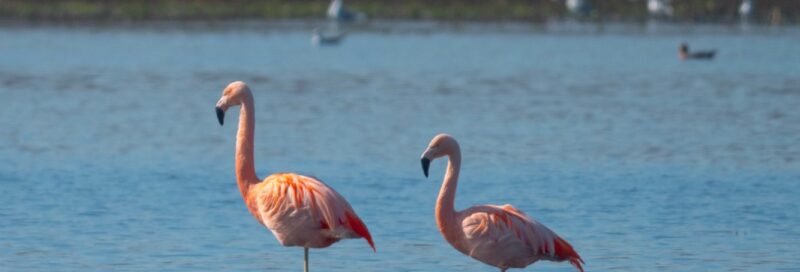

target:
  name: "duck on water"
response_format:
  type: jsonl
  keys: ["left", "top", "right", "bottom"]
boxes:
{"left": 679, "top": 42, "right": 716, "bottom": 60}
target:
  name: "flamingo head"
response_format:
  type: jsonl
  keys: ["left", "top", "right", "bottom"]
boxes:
{"left": 215, "top": 81, "right": 251, "bottom": 126}
{"left": 420, "top": 133, "right": 459, "bottom": 178}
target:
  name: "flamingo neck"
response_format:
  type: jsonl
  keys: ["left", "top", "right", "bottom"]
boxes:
{"left": 235, "top": 91, "right": 259, "bottom": 197}
{"left": 436, "top": 148, "right": 461, "bottom": 239}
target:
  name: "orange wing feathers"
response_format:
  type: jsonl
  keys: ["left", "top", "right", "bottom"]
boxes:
{"left": 554, "top": 236, "right": 585, "bottom": 272}
{"left": 345, "top": 211, "right": 376, "bottom": 251}
{"left": 461, "top": 205, "right": 583, "bottom": 271}
{"left": 254, "top": 173, "right": 374, "bottom": 250}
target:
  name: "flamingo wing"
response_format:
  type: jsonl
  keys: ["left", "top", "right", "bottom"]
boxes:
{"left": 460, "top": 205, "right": 583, "bottom": 271}
{"left": 253, "top": 173, "right": 375, "bottom": 251}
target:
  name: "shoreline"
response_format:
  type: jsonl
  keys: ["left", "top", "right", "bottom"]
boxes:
{"left": 1, "top": 0, "right": 798, "bottom": 25}
{"left": 2, "top": 19, "right": 797, "bottom": 36}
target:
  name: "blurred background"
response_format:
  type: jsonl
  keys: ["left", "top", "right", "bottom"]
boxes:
{"left": 1, "top": 1, "right": 799, "bottom": 271}
{"left": 1, "top": 0, "right": 800, "bottom": 24}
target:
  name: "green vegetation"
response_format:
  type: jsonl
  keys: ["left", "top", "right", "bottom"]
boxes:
{"left": 0, "top": 0, "right": 797, "bottom": 24}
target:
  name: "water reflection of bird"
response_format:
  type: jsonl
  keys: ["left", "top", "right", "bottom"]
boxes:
{"left": 420, "top": 134, "right": 584, "bottom": 272}
{"left": 311, "top": 27, "right": 346, "bottom": 47}
{"left": 215, "top": 81, "right": 375, "bottom": 272}
{"left": 679, "top": 43, "right": 716, "bottom": 60}
{"left": 327, "top": 0, "right": 366, "bottom": 22}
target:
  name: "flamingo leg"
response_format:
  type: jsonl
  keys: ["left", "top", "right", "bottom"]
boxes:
{"left": 304, "top": 247, "right": 309, "bottom": 272}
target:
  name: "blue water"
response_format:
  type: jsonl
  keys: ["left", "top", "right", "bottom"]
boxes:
{"left": 1, "top": 22, "right": 800, "bottom": 271}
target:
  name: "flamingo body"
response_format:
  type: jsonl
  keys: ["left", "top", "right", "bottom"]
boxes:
{"left": 452, "top": 205, "right": 582, "bottom": 271}
{"left": 421, "top": 134, "right": 583, "bottom": 272}
{"left": 248, "top": 173, "right": 374, "bottom": 250}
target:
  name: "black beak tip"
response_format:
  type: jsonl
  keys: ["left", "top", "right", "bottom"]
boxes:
{"left": 215, "top": 107, "right": 224, "bottom": 126}
{"left": 421, "top": 157, "right": 431, "bottom": 178}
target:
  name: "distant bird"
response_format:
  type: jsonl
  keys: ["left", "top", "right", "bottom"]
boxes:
{"left": 565, "top": 0, "right": 591, "bottom": 16}
{"left": 679, "top": 42, "right": 716, "bottom": 60}
{"left": 311, "top": 28, "right": 346, "bottom": 47}
{"left": 647, "top": 0, "right": 673, "bottom": 17}
{"left": 327, "top": 0, "right": 366, "bottom": 22}
{"left": 419, "top": 134, "right": 584, "bottom": 272}
{"left": 739, "top": 0, "right": 753, "bottom": 18}
{"left": 215, "top": 81, "right": 375, "bottom": 272}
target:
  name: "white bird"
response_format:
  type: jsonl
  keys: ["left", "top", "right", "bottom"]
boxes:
{"left": 739, "top": 0, "right": 753, "bottom": 17}
{"left": 565, "top": 0, "right": 589, "bottom": 15}
{"left": 327, "top": 0, "right": 366, "bottom": 22}
{"left": 647, "top": 0, "right": 673, "bottom": 17}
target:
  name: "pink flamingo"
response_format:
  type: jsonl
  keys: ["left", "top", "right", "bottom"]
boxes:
{"left": 215, "top": 81, "right": 375, "bottom": 272}
{"left": 419, "top": 134, "right": 584, "bottom": 272}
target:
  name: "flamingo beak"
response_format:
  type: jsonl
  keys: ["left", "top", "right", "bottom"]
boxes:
{"left": 421, "top": 157, "right": 430, "bottom": 178}
{"left": 216, "top": 107, "right": 225, "bottom": 126}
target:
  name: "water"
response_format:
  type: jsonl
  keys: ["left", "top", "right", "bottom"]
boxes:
{"left": 1, "top": 22, "right": 799, "bottom": 271}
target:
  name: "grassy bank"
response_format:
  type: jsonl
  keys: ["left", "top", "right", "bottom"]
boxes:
{"left": 1, "top": 0, "right": 798, "bottom": 24}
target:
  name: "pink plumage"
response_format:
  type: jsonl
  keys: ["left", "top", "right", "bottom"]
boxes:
{"left": 421, "top": 134, "right": 584, "bottom": 272}
{"left": 252, "top": 173, "right": 375, "bottom": 251}
{"left": 215, "top": 81, "right": 374, "bottom": 271}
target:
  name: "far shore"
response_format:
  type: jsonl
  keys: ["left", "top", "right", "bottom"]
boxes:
{"left": 0, "top": 0, "right": 798, "bottom": 25}
{"left": 2, "top": 19, "right": 797, "bottom": 37}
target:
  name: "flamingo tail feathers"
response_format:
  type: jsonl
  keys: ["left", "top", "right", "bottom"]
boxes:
{"left": 554, "top": 236, "right": 584, "bottom": 272}
{"left": 345, "top": 211, "right": 375, "bottom": 252}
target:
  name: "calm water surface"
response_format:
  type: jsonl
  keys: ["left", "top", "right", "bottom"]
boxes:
{"left": 1, "top": 22, "right": 799, "bottom": 271}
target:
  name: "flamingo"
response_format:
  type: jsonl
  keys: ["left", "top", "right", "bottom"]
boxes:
{"left": 419, "top": 134, "right": 584, "bottom": 272}
{"left": 215, "top": 81, "right": 375, "bottom": 272}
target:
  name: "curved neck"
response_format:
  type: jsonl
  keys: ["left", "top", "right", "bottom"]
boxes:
{"left": 235, "top": 91, "right": 259, "bottom": 196}
{"left": 436, "top": 147, "right": 461, "bottom": 236}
